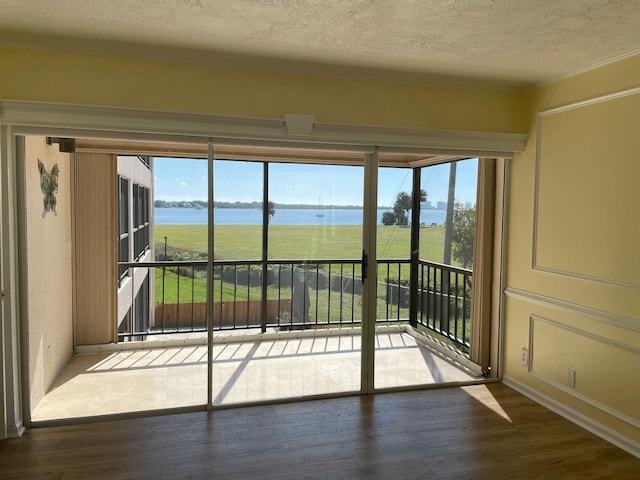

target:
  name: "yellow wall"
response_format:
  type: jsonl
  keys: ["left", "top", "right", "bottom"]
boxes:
{"left": 0, "top": 45, "right": 525, "bottom": 133}
{"left": 504, "top": 54, "right": 640, "bottom": 446}
{"left": 24, "top": 136, "right": 73, "bottom": 411}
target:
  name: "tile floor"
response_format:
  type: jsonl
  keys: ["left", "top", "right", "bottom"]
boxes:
{"left": 31, "top": 331, "right": 477, "bottom": 421}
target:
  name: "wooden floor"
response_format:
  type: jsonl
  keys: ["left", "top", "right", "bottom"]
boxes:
{"left": 1, "top": 384, "right": 638, "bottom": 479}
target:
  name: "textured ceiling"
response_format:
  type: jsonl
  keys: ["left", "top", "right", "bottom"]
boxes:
{"left": 0, "top": 0, "right": 639, "bottom": 90}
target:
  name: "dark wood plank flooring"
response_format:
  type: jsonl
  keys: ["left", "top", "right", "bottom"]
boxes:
{"left": 1, "top": 384, "right": 638, "bottom": 479}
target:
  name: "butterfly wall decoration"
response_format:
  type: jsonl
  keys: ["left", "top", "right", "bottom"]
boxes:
{"left": 38, "top": 159, "right": 59, "bottom": 218}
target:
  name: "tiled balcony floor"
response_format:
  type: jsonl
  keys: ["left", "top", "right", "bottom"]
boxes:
{"left": 31, "top": 330, "right": 478, "bottom": 422}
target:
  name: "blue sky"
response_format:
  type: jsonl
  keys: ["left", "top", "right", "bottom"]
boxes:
{"left": 153, "top": 157, "right": 478, "bottom": 207}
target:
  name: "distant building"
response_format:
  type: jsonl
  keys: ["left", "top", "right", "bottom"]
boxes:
{"left": 116, "top": 156, "right": 154, "bottom": 341}
{"left": 436, "top": 201, "right": 448, "bottom": 210}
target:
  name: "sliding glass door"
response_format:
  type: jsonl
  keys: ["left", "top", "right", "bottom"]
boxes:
{"left": 19, "top": 130, "right": 495, "bottom": 424}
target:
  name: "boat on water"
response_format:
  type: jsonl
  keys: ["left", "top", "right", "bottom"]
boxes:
{"left": 316, "top": 197, "right": 325, "bottom": 217}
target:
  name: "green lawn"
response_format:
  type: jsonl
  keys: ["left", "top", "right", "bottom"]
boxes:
{"left": 154, "top": 224, "right": 447, "bottom": 262}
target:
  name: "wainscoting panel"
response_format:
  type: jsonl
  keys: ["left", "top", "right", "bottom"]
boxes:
{"left": 529, "top": 314, "right": 640, "bottom": 427}
{"left": 533, "top": 88, "right": 640, "bottom": 289}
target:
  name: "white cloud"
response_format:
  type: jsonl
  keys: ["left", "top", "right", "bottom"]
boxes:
{"left": 180, "top": 181, "right": 188, "bottom": 186}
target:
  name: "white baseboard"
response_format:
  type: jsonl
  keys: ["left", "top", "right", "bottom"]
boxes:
{"left": 502, "top": 375, "right": 640, "bottom": 459}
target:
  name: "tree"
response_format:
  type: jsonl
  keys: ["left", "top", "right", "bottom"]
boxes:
{"left": 381, "top": 211, "right": 396, "bottom": 225}
{"left": 451, "top": 202, "right": 475, "bottom": 269}
{"left": 391, "top": 189, "right": 427, "bottom": 226}
{"left": 268, "top": 201, "right": 276, "bottom": 220}
{"left": 393, "top": 192, "right": 411, "bottom": 225}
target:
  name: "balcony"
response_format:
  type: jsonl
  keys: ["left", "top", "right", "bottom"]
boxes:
{"left": 32, "top": 258, "right": 478, "bottom": 421}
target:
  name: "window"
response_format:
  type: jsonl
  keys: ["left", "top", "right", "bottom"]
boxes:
{"left": 133, "top": 184, "right": 150, "bottom": 259}
{"left": 118, "top": 176, "right": 129, "bottom": 283}
{"left": 138, "top": 155, "right": 151, "bottom": 169}
{"left": 134, "top": 276, "right": 150, "bottom": 335}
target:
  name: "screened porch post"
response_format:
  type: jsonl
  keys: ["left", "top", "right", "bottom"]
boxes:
{"left": 206, "top": 141, "right": 215, "bottom": 409}
{"left": 260, "top": 162, "right": 269, "bottom": 333}
{"left": 409, "top": 167, "right": 421, "bottom": 329}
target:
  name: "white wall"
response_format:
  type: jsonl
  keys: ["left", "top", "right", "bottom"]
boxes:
{"left": 24, "top": 136, "right": 73, "bottom": 411}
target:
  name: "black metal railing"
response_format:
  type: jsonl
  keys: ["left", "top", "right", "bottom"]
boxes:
{"left": 416, "top": 260, "right": 472, "bottom": 353}
{"left": 376, "top": 259, "right": 411, "bottom": 324}
{"left": 265, "top": 260, "right": 363, "bottom": 330}
{"left": 116, "top": 258, "right": 472, "bottom": 354}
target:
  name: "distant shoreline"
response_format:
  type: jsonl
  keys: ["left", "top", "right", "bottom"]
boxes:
{"left": 154, "top": 206, "right": 448, "bottom": 226}
{"left": 155, "top": 200, "right": 367, "bottom": 210}
{"left": 154, "top": 201, "right": 443, "bottom": 210}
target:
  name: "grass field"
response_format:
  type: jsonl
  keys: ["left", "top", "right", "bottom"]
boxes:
{"left": 154, "top": 224, "right": 448, "bottom": 262}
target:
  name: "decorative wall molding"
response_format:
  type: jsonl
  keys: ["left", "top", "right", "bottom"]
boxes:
{"left": 504, "top": 288, "right": 640, "bottom": 333}
{"left": 530, "top": 314, "right": 640, "bottom": 356}
{"left": 531, "top": 86, "right": 640, "bottom": 290}
{"left": 0, "top": 100, "right": 527, "bottom": 157}
{"left": 528, "top": 314, "right": 640, "bottom": 429}
{"left": 530, "top": 265, "right": 640, "bottom": 291}
{"left": 503, "top": 375, "right": 640, "bottom": 459}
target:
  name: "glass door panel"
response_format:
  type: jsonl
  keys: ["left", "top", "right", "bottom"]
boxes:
{"left": 418, "top": 159, "right": 478, "bottom": 358}
{"left": 212, "top": 158, "right": 364, "bottom": 406}
{"left": 112, "top": 156, "right": 209, "bottom": 415}
{"left": 211, "top": 159, "right": 264, "bottom": 333}
{"left": 374, "top": 161, "right": 480, "bottom": 389}
{"left": 374, "top": 167, "right": 414, "bottom": 388}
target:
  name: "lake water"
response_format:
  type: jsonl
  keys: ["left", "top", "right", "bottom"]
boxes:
{"left": 155, "top": 207, "right": 448, "bottom": 226}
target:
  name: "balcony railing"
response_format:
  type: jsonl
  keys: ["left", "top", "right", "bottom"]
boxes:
{"left": 117, "top": 258, "right": 472, "bottom": 355}
{"left": 417, "top": 260, "right": 472, "bottom": 353}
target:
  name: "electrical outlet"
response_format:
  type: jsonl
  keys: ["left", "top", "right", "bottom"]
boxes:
{"left": 520, "top": 347, "right": 529, "bottom": 366}
{"left": 566, "top": 368, "right": 576, "bottom": 388}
